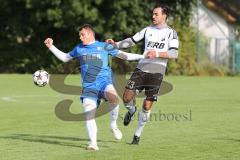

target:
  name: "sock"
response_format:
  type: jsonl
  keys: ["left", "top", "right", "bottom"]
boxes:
{"left": 134, "top": 109, "right": 150, "bottom": 137}
{"left": 109, "top": 104, "right": 119, "bottom": 129}
{"left": 86, "top": 119, "right": 97, "bottom": 145}
{"left": 125, "top": 99, "right": 136, "bottom": 114}
{"left": 83, "top": 98, "right": 97, "bottom": 145}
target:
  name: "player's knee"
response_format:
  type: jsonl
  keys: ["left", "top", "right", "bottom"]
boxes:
{"left": 123, "top": 90, "right": 134, "bottom": 103}
{"left": 105, "top": 89, "right": 118, "bottom": 105}
{"left": 108, "top": 94, "right": 118, "bottom": 105}
{"left": 143, "top": 100, "right": 154, "bottom": 111}
{"left": 123, "top": 95, "right": 131, "bottom": 104}
{"left": 109, "top": 98, "right": 118, "bottom": 105}
{"left": 143, "top": 105, "right": 151, "bottom": 111}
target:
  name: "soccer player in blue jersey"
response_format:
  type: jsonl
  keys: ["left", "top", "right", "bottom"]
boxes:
{"left": 44, "top": 24, "right": 146, "bottom": 150}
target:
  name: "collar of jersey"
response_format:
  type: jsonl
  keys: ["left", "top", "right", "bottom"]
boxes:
{"left": 83, "top": 40, "right": 96, "bottom": 46}
{"left": 153, "top": 23, "right": 167, "bottom": 29}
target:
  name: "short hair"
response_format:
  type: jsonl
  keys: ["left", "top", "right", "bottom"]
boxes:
{"left": 79, "top": 24, "right": 95, "bottom": 36}
{"left": 153, "top": 4, "right": 170, "bottom": 19}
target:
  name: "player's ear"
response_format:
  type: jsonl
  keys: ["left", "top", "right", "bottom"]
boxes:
{"left": 85, "top": 30, "right": 92, "bottom": 38}
{"left": 163, "top": 14, "right": 167, "bottom": 20}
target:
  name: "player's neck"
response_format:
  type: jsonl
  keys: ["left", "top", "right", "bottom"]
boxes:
{"left": 155, "top": 22, "right": 167, "bottom": 29}
{"left": 83, "top": 39, "right": 95, "bottom": 45}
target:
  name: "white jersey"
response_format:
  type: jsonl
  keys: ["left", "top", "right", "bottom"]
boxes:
{"left": 131, "top": 25, "right": 179, "bottom": 74}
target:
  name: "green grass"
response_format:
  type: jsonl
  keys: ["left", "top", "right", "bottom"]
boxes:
{"left": 0, "top": 74, "right": 240, "bottom": 160}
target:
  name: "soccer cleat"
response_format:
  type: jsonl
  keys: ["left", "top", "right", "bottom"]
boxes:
{"left": 123, "top": 106, "right": 137, "bottom": 126}
{"left": 86, "top": 143, "right": 99, "bottom": 151}
{"left": 131, "top": 135, "right": 140, "bottom": 145}
{"left": 111, "top": 127, "right": 123, "bottom": 140}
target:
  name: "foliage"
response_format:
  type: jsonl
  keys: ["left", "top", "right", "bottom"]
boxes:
{"left": 0, "top": 0, "right": 198, "bottom": 74}
{"left": 167, "top": 19, "right": 231, "bottom": 76}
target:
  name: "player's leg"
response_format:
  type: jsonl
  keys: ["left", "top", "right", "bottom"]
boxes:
{"left": 122, "top": 89, "right": 137, "bottom": 125}
{"left": 131, "top": 72, "right": 163, "bottom": 144}
{"left": 132, "top": 99, "right": 153, "bottom": 144}
{"left": 82, "top": 97, "right": 99, "bottom": 150}
{"left": 123, "top": 89, "right": 136, "bottom": 114}
{"left": 104, "top": 84, "right": 122, "bottom": 140}
{"left": 123, "top": 68, "right": 144, "bottom": 126}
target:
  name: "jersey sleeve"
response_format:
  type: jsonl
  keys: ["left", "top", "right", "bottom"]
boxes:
{"left": 168, "top": 29, "right": 179, "bottom": 50}
{"left": 105, "top": 43, "right": 119, "bottom": 57}
{"left": 68, "top": 45, "right": 78, "bottom": 58}
{"left": 131, "top": 27, "right": 148, "bottom": 43}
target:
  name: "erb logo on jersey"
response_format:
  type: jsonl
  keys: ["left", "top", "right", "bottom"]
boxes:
{"left": 147, "top": 41, "right": 165, "bottom": 49}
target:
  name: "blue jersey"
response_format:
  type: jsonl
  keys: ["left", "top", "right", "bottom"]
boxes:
{"left": 69, "top": 41, "right": 119, "bottom": 102}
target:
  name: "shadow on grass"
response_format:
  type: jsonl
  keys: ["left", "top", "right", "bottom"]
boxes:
{"left": 0, "top": 134, "right": 116, "bottom": 149}
{"left": 126, "top": 142, "right": 135, "bottom": 145}
{"left": 214, "top": 138, "right": 240, "bottom": 143}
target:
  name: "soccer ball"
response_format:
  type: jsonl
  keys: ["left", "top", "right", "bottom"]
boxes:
{"left": 32, "top": 70, "right": 49, "bottom": 87}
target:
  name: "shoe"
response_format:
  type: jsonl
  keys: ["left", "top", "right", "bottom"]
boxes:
{"left": 131, "top": 135, "right": 140, "bottom": 145}
{"left": 123, "top": 106, "right": 137, "bottom": 126}
{"left": 111, "top": 127, "right": 122, "bottom": 140}
{"left": 86, "top": 143, "right": 99, "bottom": 151}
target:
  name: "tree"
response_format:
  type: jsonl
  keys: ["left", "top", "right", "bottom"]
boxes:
{"left": 0, "top": 0, "right": 197, "bottom": 73}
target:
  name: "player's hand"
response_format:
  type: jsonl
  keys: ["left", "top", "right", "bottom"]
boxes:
{"left": 44, "top": 38, "right": 53, "bottom": 48}
{"left": 146, "top": 49, "right": 157, "bottom": 59}
{"left": 105, "top": 39, "right": 115, "bottom": 44}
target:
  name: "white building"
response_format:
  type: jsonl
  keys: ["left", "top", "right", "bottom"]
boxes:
{"left": 192, "top": 0, "right": 237, "bottom": 69}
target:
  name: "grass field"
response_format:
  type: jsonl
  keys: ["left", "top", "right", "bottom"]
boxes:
{"left": 0, "top": 74, "right": 240, "bottom": 160}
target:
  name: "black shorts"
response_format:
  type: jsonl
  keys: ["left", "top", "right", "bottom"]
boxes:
{"left": 125, "top": 68, "right": 163, "bottom": 101}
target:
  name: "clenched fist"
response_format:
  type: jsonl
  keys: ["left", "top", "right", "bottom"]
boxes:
{"left": 44, "top": 38, "right": 53, "bottom": 48}
{"left": 146, "top": 49, "right": 157, "bottom": 59}
{"left": 105, "top": 39, "right": 115, "bottom": 44}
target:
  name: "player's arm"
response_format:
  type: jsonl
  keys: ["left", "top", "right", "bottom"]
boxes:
{"left": 44, "top": 38, "right": 73, "bottom": 62}
{"left": 160, "top": 49, "right": 178, "bottom": 59}
{"left": 116, "top": 50, "right": 145, "bottom": 61}
{"left": 106, "top": 27, "right": 147, "bottom": 49}
{"left": 106, "top": 38, "right": 135, "bottom": 49}
{"left": 147, "top": 49, "right": 178, "bottom": 59}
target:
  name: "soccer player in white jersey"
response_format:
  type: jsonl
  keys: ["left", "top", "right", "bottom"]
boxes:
{"left": 44, "top": 24, "right": 148, "bottom": 150}
{"left": 106, "top": 4, "right": 179, "bottom": 144}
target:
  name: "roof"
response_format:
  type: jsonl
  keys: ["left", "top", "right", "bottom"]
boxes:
{"left": 202, "top": 0, "right": 240, "bottom": 24}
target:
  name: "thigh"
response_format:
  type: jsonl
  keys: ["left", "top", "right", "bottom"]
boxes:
{"left": 144, "top": 73, "right": 163, "bottom": 101}
{"left": 123, "top": 88, "right": 136, "bottom": 104}
{"left": 125, "top": 68, "right": 145, "bottom": 91}
{"left": 104, "top": 84, "right": 118, "bottom": 104}
{"left": 82, "top": 98, "right": 97, "bottom": 120}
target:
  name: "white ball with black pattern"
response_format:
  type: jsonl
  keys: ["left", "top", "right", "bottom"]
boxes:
{"left": 33, "top": 70, "right": 49, "bottom": 87}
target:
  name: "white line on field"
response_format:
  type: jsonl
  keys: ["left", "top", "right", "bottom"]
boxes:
{"left": 0, "top": 95, "right": 77, "bottom": 103}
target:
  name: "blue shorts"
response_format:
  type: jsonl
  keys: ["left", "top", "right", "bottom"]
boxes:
{"left": 80, "top": 80, "right": 112, "bottom": 106}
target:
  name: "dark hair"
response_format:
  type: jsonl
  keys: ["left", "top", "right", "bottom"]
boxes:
{"left": 79, "top": 24, "right": 95, "bottom": 36}
{"left": 154, "top": 4, "right": 170, "bottom": 19}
